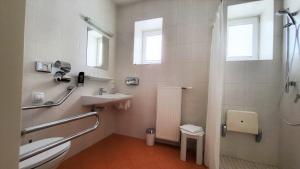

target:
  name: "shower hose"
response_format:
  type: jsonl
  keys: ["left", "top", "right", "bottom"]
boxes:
{"left": 278, "top": 23, "right": 300, "bottom": 126}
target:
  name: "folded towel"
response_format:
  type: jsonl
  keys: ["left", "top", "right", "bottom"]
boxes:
{"left": 180, "top": 124, "right": 203, "bottom": 133}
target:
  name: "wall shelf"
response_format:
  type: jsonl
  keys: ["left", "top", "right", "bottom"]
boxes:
{"left": 85, "top": 75, "right": 113, "bottom": 82}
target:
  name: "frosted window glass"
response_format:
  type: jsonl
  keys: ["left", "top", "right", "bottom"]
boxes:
{"left": 133, "top": 18, "right": 163, "bottom": 64}
{"left": 228, "top": 24, "right": 253, "bottom": 57}
{"left": 144, "top": 34, "right": 162, "bottom": 64}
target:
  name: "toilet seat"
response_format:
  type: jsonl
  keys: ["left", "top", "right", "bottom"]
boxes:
{"left": 19, "top": 137, "right": 71, "bottom": 169}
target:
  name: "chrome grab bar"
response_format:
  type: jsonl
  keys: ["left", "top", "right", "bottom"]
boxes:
{"left": 282, "top": 117, "right": 300, "bottom": 126}
{"left": 22, "top": 86, "right": 77, "bottom": 110}
{"left": 20, "top": 112, "right": 99, "bottom": 162}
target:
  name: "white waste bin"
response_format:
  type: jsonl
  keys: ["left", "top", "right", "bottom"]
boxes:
{"left": 146, "top": 128, "right": 155, "bottom": 146}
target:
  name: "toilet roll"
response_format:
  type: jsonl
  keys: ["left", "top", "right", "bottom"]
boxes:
{"left": 226, "top": 110, "right": 259, "bottom": 135}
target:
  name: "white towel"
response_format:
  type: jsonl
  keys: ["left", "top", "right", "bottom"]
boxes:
{"left": 180, "top": 124, "right": 203, "bottom": 133}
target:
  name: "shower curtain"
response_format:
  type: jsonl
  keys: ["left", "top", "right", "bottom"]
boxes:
{"left": 204, "top": 3, "right": 225, "bottom": 169}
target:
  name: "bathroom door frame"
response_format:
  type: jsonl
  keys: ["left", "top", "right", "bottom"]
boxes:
{"left": 0, "top": 0, "right": 26, "bottom": 168}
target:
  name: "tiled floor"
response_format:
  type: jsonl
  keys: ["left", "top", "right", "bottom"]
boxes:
{"left": 58, "top": 134, "right": 207, "bottom": 169}
{"left": 220, "top": 155, "right": 278, "bottom": 169}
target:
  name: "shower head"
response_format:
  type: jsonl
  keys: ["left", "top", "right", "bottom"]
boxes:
{"left": 277, "top": 9, "right": 298, "bottom": 27}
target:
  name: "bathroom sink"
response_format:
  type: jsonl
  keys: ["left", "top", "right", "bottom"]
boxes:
{"left": 81, "top": 93, "right": 132, "bottom": 106}
{"left": 97, "top": 93, "right": 131, "bottom": 99}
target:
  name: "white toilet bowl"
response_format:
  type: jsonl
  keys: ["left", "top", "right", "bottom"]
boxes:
{"left": 19, "top": 137, "right": 71, "bottom": 169}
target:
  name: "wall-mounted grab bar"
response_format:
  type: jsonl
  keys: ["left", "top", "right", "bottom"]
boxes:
{"left": 282, "top": 117, "right": 300, "bottom": 126}
{"left": 21, "top": 111, "right": 98, "bottom": 135}
{"left": 20, "top": 111, "right": 99, "bottom": 162}
{"left": 22, "top": 86, "right": 77, "bottom": 110}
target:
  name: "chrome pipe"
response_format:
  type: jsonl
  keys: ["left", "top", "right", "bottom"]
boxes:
{"left": 22, "top": 86, "right": 76, "bottom": 110}
{"left": 20, "top": 112, "right": 99, "bottom": 161}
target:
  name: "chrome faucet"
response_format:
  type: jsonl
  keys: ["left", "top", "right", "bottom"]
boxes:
{"left": 98, "top": 88, "right": 107, "bottom": 95}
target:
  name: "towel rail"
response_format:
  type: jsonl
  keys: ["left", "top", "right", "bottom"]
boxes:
{"left": 22, "top": 86, "right": 77, "bottom": 110}
{"left": 20, "top": 111, "right": 100, "bottom": 162}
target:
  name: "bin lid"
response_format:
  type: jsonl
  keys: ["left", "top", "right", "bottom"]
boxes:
{"left": 146, "top": 128, "right": 155, "bottom": 134}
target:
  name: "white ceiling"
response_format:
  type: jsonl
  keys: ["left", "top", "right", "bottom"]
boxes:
{"left": 112, "top": 0, "right": 145, "bottom": 5}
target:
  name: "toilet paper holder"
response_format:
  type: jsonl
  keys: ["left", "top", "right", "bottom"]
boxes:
{"left": 221, "top": 123, "right": 262, "bottom": 143}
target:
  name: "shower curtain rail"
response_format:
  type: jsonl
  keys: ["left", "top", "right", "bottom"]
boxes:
{"left": 22, "top": 86, "right": 77, "bottom": 110}
{"left": 20, "top": 111, "right": 100, "bottom": 162}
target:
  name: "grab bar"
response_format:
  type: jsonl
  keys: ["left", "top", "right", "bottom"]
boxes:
{"left": 282, "top": 117, "right": 300, "bottom": 126}
{"left": 20, "top": 111, "right": 99, "bottom": 162}
{"left": 22, "top": 86, "right": 77, "bottom": 110}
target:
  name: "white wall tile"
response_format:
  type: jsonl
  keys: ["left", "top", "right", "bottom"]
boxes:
{"left": 176, "top": 24, "right": 195, "bottom": 44}
{"left": 22, "top": 0, "right": 117, "bottom": 158}
{"left": 224, "top": 62, "right": 247, "bottom": 84}
{"left": 115, "top": 0, "right": 219, "bottom": 138}
{"left": 177, "top": 0, "right": 195, "bottom": 25}
{"left": 162, "top": 25, "right": 178, "bottom": 45}
{"left": 224, "top": 83, "right": 247, "bottom": 106}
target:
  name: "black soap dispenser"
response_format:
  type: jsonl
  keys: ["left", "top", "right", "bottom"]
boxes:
{"left": 77, "top": 72, "right": 85, "bottom": 87}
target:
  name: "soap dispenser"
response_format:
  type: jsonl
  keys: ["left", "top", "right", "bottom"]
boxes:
{"left": 77, "top": 72, "right": 85, "bottom": 87}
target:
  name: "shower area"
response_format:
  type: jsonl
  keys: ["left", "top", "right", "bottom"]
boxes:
{"left": 206, "top": 0, "right": 300, "bottom": 169}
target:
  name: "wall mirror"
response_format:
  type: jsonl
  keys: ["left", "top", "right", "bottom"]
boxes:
{"left": 86, "top": 27, "right": 109, "bottom": 70}
{"left": 226, "top": 0, "right": 274, "bottom": 61}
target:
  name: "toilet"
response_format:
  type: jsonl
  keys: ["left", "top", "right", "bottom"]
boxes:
{"left": 19, "top": 137, "right": 71, "bottom": 169}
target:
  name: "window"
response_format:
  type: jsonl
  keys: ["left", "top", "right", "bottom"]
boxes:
{"left": 227, "top": 17, "right": 259, "bottom": 61}
{"left": 142, "top": 30, "right": 162, "bottom": 64}
{"left": 133, "top": 18, "right": 163, "bottom": 64}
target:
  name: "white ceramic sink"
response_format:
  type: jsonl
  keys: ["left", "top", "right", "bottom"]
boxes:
{"left": 81, "top": 93, "right": 132, "bottom": 106}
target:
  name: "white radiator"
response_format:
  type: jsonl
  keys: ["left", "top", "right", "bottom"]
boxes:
{"left": 156, "top": 86, "right": 182, "bottom": 142}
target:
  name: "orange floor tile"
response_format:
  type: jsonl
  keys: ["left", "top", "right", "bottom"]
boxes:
{"left": 58, "top": 134, "right": 207, "bottom": 169}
